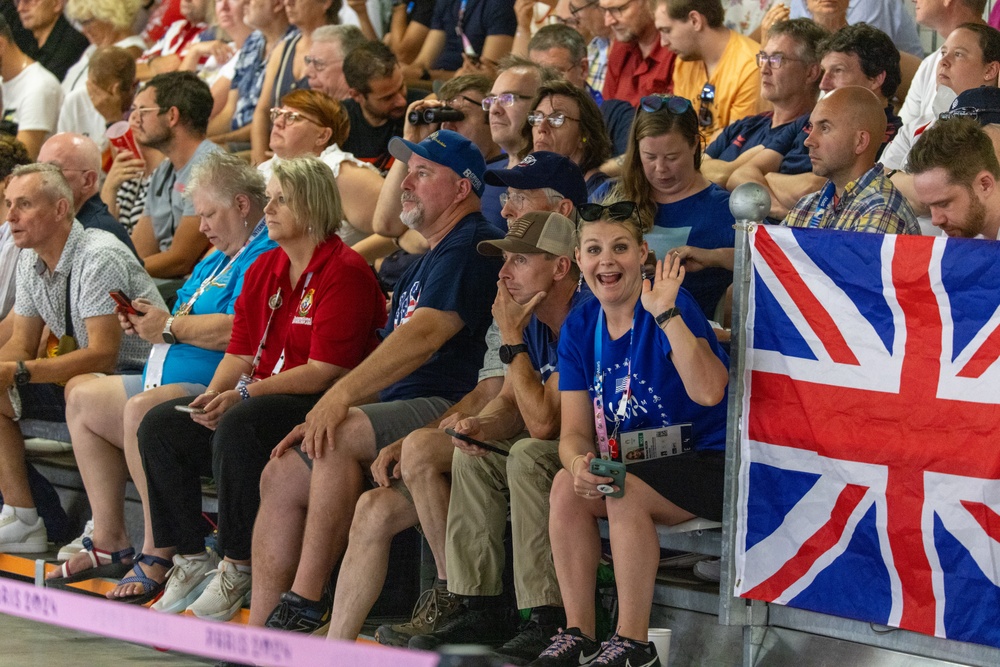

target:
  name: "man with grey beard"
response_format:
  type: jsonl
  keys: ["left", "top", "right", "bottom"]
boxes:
{"left": 245, "top": 129, "right": 505, "bottom": 635}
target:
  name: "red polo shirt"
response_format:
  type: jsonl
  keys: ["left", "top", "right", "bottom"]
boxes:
{"left": 227, "top": 237, "right": 386, "bottom": 378}
{"left": 602, "top": 39, "right": 676, "bottom": 106}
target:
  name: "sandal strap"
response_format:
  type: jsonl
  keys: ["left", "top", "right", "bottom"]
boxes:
{"left": 135, "top": 552, "right": 173, "bottom": 569}
{"left": 81, "top": 537, "right": 135, "bottom": 565}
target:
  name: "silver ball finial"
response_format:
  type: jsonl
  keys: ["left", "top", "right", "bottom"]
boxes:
{"left": 729, "top": 182, "right": 771, "bottom": 223}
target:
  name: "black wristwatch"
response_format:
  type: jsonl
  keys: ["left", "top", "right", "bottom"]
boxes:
{"left": 498, "top": 344, "right": 529, "bottom": 365}
{"left": 14, "top": 361, "right": 30, "bottom": 386}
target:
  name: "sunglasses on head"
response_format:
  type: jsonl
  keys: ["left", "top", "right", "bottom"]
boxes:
{"left": 639, "top": 95, "right": 692, "bottom": 115}
{"left": 578, "top": 201, "right": 639, "bottom": 223}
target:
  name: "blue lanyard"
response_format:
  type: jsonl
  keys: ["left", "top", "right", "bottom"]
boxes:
{"left": 455, "top": 0, "right": 476, "bottom": 56}
{"left": 593, "top": 308, "right": 634, "bottom": 460}
{"left": 807, "top": 181, "right": 836, "bottom": 229}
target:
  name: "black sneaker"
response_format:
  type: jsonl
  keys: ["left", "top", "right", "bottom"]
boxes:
{"left": 408, "top": 606, "right": 516, "bottom": 650}
{"left": 493, "top": 618, "right": 563, "bottom": 665}
{"left": 263, "top": 589, "right": 332, "bottom": 634}
{"left": 527, "top": 627, "right": 602, "bottom": 666}
{"left": 587, "top": 633, "right": 659, "bottom": 667}
{"left": 376, "top": 587, "right": 465, "bottom": 646}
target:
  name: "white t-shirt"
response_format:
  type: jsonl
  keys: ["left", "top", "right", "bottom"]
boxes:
{"left": 62, "top": 35, "right": 149, "bottom": 96}
{"left": 899, "top": 49, "right": 956, "bottom": 127}
{"left": 2, "top": 62, "right": 63, "bottom": 135}
{"left": 57, "top": 87, "right": 110, "bottom": 151}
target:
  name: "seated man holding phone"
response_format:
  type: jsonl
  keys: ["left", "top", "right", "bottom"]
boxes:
{"left": 0, "top": 164, "right": 160, "bottom": 552}
{"left": 407, "top": 211, "right": 593, "bottom": 663}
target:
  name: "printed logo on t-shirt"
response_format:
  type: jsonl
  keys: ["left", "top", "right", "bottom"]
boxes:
{"left": 394, "top": 281, "right": 421, "bottom": 327}
{"left": 292, "top": 288, "right": 315, "bottom": 325}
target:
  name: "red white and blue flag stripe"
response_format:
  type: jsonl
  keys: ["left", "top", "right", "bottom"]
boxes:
{"left": 734, "top": 225, "right": 1000, "bottom": 648}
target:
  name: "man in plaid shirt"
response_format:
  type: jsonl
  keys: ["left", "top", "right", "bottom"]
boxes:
{"left": 782, "top": 86, "right": 919, "bottom": 234}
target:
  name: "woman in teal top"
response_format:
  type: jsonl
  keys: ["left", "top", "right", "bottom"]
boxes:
{"left": 48, "top": 152, "right": 276, "bottom": 584}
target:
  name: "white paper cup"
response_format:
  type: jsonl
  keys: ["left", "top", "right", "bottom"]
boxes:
{"left": 648, "top": 627, "right": 672, "bottom": 666}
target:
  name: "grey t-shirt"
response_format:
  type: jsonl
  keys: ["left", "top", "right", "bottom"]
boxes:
{"left": 145, "top": 139, "right": 221, "bottom": 252}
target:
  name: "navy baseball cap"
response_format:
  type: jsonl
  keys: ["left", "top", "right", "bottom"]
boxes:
{"left": 484, "top": 151, "right": 588, "bottom": 208}
{"left": 943, "top": 86, "right": 1000, "bottom": 126}
{"left": 388, "top": 130, "right": 486, "bottom": 197}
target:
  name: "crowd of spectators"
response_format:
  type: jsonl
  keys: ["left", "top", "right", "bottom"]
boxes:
{"left": 0, "top": 0, "right": 999, "bottom": 666}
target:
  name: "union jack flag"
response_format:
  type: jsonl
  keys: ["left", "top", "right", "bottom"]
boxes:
{"left": 734, "top": 225, "right": 1000, "bottom": 648}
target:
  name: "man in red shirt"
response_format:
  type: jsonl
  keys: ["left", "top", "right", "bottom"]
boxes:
{"left": 601, "top": 0, "right": 676, "bottom": 105}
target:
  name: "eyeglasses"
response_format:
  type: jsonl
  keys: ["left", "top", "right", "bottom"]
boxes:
{"left": 447, "top": 94, "right": 484, "bottom": 109}
{"left": 304, "top": 55, "right": 340, "bottom": 72}
{"left": 698, "top": 83, "right": 715, "bottom": 128}
{"left": 639, "top": 95, "right": 692, "bottom": 115}
{"left": 527, "top": 111, "right": 580, "bottom": 128}
{"left": 269, "top": 108, "right": 319, "bottom": 125}
{"left": 570, "top": 0, "right": 599, "bottom": 15}
{"left": 482, "top": 93, "right": 533, "bottom": 110}
{"left": 553, "top": 15, "right": 581, "bottom": 27}
{"left": 128, "top": 106, "right": 167, "bottom": 120}
{"left": 755, "top": 52, "right": 803, "bottom": 69}
{"left": 600, "top": 0, "right": 635, "bottom": 19}
{"left": 499, "top": 191, "right": 537, "bottom": 209}
{"left": 578, "top": 201, "right": 639, "bottom": 223}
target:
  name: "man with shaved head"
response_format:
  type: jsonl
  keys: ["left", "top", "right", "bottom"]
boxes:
{"left": 37, "top": 133, "right": 136, "bottom": 256}
{"left": 781, "top": 86, "right": 919, "bottom": 234}
{"left": 38, "top": 132, "right": 139, "bottom": 257}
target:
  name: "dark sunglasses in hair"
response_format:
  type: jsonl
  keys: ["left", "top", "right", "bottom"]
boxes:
{"left": 578, "top": 201, "right": 639, "bottom": 223}
{"left": 698, "top": 83, "right": 715, "bottom": 128}
{"left": 639, "top": 95, "right": 692, "bottom": 115}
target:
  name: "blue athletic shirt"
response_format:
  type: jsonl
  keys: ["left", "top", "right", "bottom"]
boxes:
{"left": 707, "top": 111, "right": 810, "bottom": 174}
{"left": 143, "top": 223, "right": 277, "bottom": 387}
{"left": 558, "top": 289, "right": 728, "bottom": 451}
{"left": 430, "top": 0, "right": 517, "bottom": 72}
{"left": 380, "top": 213, "right": 503, "bottom": 402}
{"left": 524, "top": 286, "right": 592, "bottom": 382}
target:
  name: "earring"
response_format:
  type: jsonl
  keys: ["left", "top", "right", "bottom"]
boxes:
{"left": 243, "top": 219, "right": 248, "bottom": 228}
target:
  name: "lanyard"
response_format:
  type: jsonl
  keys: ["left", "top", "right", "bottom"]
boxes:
{"left": 455, "top": 0, "right": 476, "bottom": 56}
{"left": 250, "top": 271, "right": 313, "bottom": 378}
{"left": 593, "top": 309, "right": 634, "bottom": 460}
{"left": 807, "top": 181, "right": 837, "bottom": 229}
{"left": 176, "top": 219, "right": 266, "bottom": 317}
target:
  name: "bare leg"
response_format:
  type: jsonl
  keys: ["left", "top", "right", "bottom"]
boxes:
{"left": 605, "top": 473, "right": 694, "bottom": 641}
{"left": 0, "top": 390, "right": 32, "bottom": 507}
{"left": 327, "top": 487, "right": 417, "bottom": 640}
{"left": 399, "top": 428, "right": 454, "bottom": 579}
{"left": 248, "top": 452, "right": 313, "bottom": 626}
{"left": 549, "top": 470, "right": 606, "bottom": 638}
{"left": 289, "top": 409, "right": 376, "bottom": 602}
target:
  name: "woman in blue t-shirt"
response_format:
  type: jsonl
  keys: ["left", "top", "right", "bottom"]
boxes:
{"left": 599, "top": 95, "right": 736, "bottom": 320}
{"left": 536, "top": 203, "right": 729, "bottom": 667}
{"left": 48, "top": 152, "right": 276, "bottom": 584}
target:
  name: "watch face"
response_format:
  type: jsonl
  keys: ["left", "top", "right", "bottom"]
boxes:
{"left": 499, "top": 346, "right": 513, "bottom": 365}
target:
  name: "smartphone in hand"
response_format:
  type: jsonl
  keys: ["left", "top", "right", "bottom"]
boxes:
{"left": 443, "top": 427, "right": 509, "bottom": 456}
{"left": 110, "top": 290, "right": 142, "bottom": 316}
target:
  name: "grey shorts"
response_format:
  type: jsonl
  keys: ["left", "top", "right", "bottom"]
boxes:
{"left": 120, "top": 374, "right": 207, "bottom": 400}
{"left": 295, "top": 396, "right": 454, "bottom": 469}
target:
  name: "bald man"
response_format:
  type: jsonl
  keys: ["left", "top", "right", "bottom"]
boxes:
{"left": 37, "top": 133, "right": 137, "bottom": 257}
{"left": 781, "top": 87, "right": 919, "bottom": 234}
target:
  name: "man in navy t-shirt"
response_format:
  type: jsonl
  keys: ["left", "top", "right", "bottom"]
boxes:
{"left": 249, "top": 131, "right": 504, "bottom": 633}
{"left": 701, "top": 19, "right": 826, "bottom": 189}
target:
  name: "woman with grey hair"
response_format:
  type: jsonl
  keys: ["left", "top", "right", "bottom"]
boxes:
{"left": 114, "top": 157, "right": 387, "bottom": 622}
{"left": 47, "top": 152, "right": 276, "bottom": 597}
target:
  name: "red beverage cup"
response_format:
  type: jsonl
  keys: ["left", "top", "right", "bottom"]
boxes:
{"left": 106, "top": 121, "right": 141, "bottom": 158}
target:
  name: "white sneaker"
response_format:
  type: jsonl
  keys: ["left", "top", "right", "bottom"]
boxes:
{"left": 0, "top": 511, "right": 47, "bottom": 554}
{"left": 57, "top": 519, "right": 94, "bottom": 561}
{"left": 151, "top": 552, "right": 220, "bottom": 614}
{"left": 187, "top": 560, "right": 252, "bottom": 621}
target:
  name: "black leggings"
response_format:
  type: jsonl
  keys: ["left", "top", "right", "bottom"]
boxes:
{"left": 139, "top": 393, "right": 321, "bottom": 559}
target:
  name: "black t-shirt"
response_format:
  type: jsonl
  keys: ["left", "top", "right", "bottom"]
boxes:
{"left": 342, "top": 88, "right": 427, "bottom": 173}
